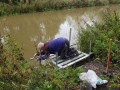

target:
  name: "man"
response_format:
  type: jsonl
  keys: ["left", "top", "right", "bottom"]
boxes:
{"left": 34, "top": 37, "right": 70, "bottom": 60}
{"left": 34, "top": 37, "right": 79, "bottom": 60}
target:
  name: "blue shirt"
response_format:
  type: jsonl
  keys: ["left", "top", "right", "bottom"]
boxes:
{"left": 49, "top": 37, "right": 65, "bottom": 55}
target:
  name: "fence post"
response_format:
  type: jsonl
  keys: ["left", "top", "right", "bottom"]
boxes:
{"left": 69, "top": 28, "right": 72, "bottom": 46}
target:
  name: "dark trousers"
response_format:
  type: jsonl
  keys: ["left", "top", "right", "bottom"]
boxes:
{"left": 60, "top": 39, "right": 70, "bottom": 59}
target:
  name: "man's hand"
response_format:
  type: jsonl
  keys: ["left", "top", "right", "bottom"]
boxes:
{"left": 33, "top": 52, "right": 47, "bottom": 61}
{"left": 33, "top": 53, "right": 40, "bottom": 61}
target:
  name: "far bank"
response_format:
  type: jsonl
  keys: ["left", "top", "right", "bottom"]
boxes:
{"left": 0, "top": 0, "right": 120, "bottom": 16}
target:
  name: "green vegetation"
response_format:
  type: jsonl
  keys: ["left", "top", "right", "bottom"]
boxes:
{"left": 0, "top": 1, "right": 120, "bottom": 89}
{"left": 0, "top": 34, "right": 30, "bottom": 89}
{"left": 0, "top": 0, "right": 120, "bottom": 16}
{"left": 77, "top": 10, "right": 120, "bottom": 89}
{"left": 0, "top": 34, "right": 84, "bottom": 89}
{"left": 78, "top": 10, "right": 120, "bottom": 65}
{"left": 0, "top": 10, "right": 120, "bottom": 89}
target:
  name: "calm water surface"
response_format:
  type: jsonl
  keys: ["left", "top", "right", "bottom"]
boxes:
{"left": 0, "top": 4, "right": 120, "bottom": 64}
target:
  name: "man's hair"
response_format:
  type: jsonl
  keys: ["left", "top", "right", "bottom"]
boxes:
{"left": 37, "top": 42, "right": 44, "bottom": 49}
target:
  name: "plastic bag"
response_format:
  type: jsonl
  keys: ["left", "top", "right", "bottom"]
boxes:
{"left": 78, "top": 70, "right": 108, "bottom": 88}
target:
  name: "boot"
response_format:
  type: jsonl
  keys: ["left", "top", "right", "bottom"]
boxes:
{"left": 74, "top": 49, "right": 79, "bottom": 56}
{"left": 71, "top": 48, "right": 79, "bottom": 56}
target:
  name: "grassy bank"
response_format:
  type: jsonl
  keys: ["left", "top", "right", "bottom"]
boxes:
{"left": 0, "top": 0, "right": 120, "bottom": 16}
{"left": 77, "top": 10, "right": 120, "bottom": 68}
{"left": 0, "top": 1, "right": 120, "bottom": 90}
{"left": 0, "top": 35, "right": 84, "bottom": 89}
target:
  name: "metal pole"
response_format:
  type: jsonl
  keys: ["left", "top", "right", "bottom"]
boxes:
{"left": 55, "top": 52, "right": 58, "bottom": 67}
{"left": 69, "top": 28, "right": 72, "bottom": 46}
{"left": 39, "top": 36, "right": 43, "bottom": 65}
{"left": 40, "top": 36, "right": 42, "bottom": 42}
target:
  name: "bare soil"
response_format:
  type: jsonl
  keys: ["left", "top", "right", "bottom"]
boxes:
{"left": 78, "top": 59, "right": 120, "bottom": 90}
{"left": 82, "top": 60, "right": 119, "bottom": 76}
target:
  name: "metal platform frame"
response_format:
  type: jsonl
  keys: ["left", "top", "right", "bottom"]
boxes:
{"left": 49, "top": 41, "right": 92, "bottom": 69}
{"left": 39, "top": 28, "right": 92, "bottom": 68}
{"left": 50, "top": 50, "right": 90, "bottom": 69}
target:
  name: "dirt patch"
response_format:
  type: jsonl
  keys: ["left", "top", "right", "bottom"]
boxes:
{"left": 82, "top": 60, "right": 119, "bottom": 76}
{"left": 79, "top": 60, "right": 120, "bottom": 90}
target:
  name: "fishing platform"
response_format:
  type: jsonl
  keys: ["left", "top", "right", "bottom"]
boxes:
{"left": 49, "top": 43, "right": 92, "bottom": 69}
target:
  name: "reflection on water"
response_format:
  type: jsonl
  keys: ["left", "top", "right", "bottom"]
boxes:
{"left": 0, "top": 4, "right": 120, "bottom": 62}
{"left": 55, "top": 16, "right": 78, "bottom": 44}
{"left": 80, "top": 13, "right": 98, "bottom": 28}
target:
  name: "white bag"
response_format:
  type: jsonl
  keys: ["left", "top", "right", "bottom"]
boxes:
{"left": 78, "top": 70, "right": 108, "bottom": 88}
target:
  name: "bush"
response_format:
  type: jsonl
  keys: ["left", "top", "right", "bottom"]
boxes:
{"left": 0, "top": 33, "right": 31, "bottom": 89}
{"left": 0, "top": 33, "right": 84, "bottom": 90}
{"left": 28, "top": 66, "right": 84, "bottom": 90}
{"left": 77, "top": 10, "right": 120, "bottom": 64}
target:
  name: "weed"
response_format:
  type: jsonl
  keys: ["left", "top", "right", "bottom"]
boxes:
{"left": 77, "top": 10, "right": 120, "bottom": 64}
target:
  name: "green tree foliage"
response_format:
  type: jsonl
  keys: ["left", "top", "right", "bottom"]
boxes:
{"left": 77, "top": 10, "right": 120, "bottom": 64}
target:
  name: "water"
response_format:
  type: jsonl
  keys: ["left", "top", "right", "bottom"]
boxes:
{"left": 0, "top": 4, "right": 120, "bottom": 63}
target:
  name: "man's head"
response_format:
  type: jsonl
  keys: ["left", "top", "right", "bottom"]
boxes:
{"left": 37, "top": 42, "right": 44, "bottom": 49}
